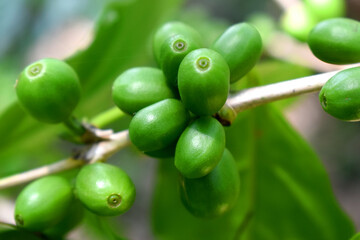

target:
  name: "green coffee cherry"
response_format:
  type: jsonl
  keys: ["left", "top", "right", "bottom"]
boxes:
{"left": 211, "top": 23, "right": 262, "bottom": 83}
{"left": 308, "top": 18, "right": 360, "bottom": 64}
{"left": 129, "top": 99, "right": 190, "bottom": 152}
{"left": 14, "top": 176, "right": 73, "bottom": 231}
{"left": 112, "top": 67, "right": 176, "bottom": 115}
{"left": 75, "top": 163, "right": 136, "bottom": 216}
{"left": 281, "top": 4, "right": 317, "bottom": 42}
{"left": 153, "top": 21, "right": 202, "bottom": 65}
{"left": 304, "top": 0, "right": 345, "bottom": 21}
{"left": 43, "top": 199, "right": 84, "bottom": 238}
{"left": 175, "top": 116, "right": 225, "bottom": 178}
{"left": 15, "top": 58, "right": 81, "bottom": 123}
{"left": 178, "top": 48, "right": 230, "bottom": 116}
{"left": 319, "top": 67, "right": 360, "bottom": 121}
{"left": 179, "top": 149, "right": 240, "bottom": 218}
{"left": 160, "top": 34, "right": 202, "bottom": 87}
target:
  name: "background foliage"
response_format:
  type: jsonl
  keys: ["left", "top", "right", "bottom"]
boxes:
{"left": 0, "top": 0, "right": 359, "bottom": 239}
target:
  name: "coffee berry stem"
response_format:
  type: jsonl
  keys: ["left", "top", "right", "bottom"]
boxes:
{"left": 227, "top": 70, "right": 338, "bottom": 113}
{"left": 63, "top": 115, "right": 86, "bottom": 136}
{"left": 90, "top": 106, "right": 125, "bottom": 128}
{"left": 0, "top": 130, "right": 130, "bottom": 190}
{"left": 0, "top": 68, "right": 357, "bottom": 190}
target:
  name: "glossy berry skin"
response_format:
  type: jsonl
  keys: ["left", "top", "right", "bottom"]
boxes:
{"left": 180, "top": 149, "right": 240, "bottom": 218}
{"left": 160, "top": 34, "right": 202, "bottom": 87}
{"left": 43, "top": 199, "right": 84, "bottom": 238}
{"left": 129, "top": 99, "right": 190, "bottom": 152}
{"left": 153, "top": 21, "right": 202, "bottom": 65}
{"left": 14, "top": 176, "right": 73, "bottom": 231}
{"left": 175, "top": 116, "right": 225, "bottom": 178}
{"left": 304, "top": 0, "right": 345, "bottom": 21}
{"left": 15, "top": 58, "right": 81, "bottom": 123}
{"left": 112, "top": 67, "right": 176, "bottom": 115}
{"left": 308, "top": 18, "right": 360, "bottom": 64}
{"left": 178, "top": 48, "right": 230, "bottom": 116}
{"left": 319, "top": 67, "right": 360, "bottom": 121}
{"left": 211, "top": 23, "right": 262, "bottom": 83}
{"left": 75, "top": 163, "right": 136, "bottom": 216}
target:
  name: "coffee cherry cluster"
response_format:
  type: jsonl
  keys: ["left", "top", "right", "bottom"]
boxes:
{"left": 14, "top": 59, "right": 136, "bottom": 236}
{"left": 13, "top": 162, "right": 136, "bottom": 237}
{"left": 112, "top": 21, "right": 262, "bottom": 217}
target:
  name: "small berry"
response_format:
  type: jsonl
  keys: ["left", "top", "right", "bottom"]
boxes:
{"left": 15, "top": 58, "right": 81, "bottom": 123}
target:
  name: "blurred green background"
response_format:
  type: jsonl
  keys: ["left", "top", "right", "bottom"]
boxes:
{"left": 1, "top": 0, "right": 360, "bottom": 239}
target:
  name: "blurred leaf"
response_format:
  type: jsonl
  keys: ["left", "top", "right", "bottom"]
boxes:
{"left": 350, "top": 232, "right": 360, "bottom": 240}
{"left": 256, "top": 60, "right": 313, "bottom": 86}
{"left": 247, "top": 12, "right": 276, "bottom": 47}
{"left": 229, "top": 106, "right": 355, "bottom": 240}
{"left": 151, "top": 105, "right": 354, "bottom": 240}
{"left": 66, "top": 0, "right": 183, "bottom": 107}
{"left": 178, "top": 6, "right": 229, "bottom": 47}
{"left": 0, "top": 62, "right": 17, "bottom": 113}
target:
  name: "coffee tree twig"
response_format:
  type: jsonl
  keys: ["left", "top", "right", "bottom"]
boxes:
{"left": 227, "top": 70, "right": 337, "bottom": 113}
{"left": 0, "top": 131, "right": 130, "bottom": 190}
{"left": 0, "top": 70, "right": 349, "bottom": 190}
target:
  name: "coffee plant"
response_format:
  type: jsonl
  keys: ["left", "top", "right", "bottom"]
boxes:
{"left": 0, "top": 0, "right": 360, "bottom": 239}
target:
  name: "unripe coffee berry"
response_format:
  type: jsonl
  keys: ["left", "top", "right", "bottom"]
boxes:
{"left": 160, "top": 34, "right": 202, "bottom": 87}
{"left": 129, "top": 99, "right": 190, "bottom": 152}
{"left": 178, "top": 48, "right": 230, "bottom": 116}
{"left": 75, "top": 163, "right": 136, "bottom": 216}
{"left": 319, "top": 67, "right": 360, "bottom": 121}
{"left": 175, "top": 116, "right": 225, "bottom": 178}
{"left": 308, "top": 18, "right": 360, "bottom": 64}
{"left": 112, "top": 67, "right": 176, "bottom": 115}
{"left": 179, "top": 149, "right": 240, "bottom": 218}
{"left": 14, "top": 176, "right": 73, "bottom": 231}
{"left": 211, "top": 23, "right": 262, "bottom": 83}
{"left": 15, "top": 58, "right": 81, "bottom": 123}
{"left": 153, "top": 21, "right": 202, "bottom": 65}
{"left": 43, "top": 199, "right": 84, "bottom": 238}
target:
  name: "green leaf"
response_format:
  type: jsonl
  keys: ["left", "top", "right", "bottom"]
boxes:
{"left": 82, "top": 210, "right": 127, "bottom": 240}
{"left": 66, "top": 0, "right": 183, "bottom": 102}
{"left": 350, "top": 233, "right": 360, "bottom": 240}
{"left": 151, "top": 105, "right": 354, "bottom": 240}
